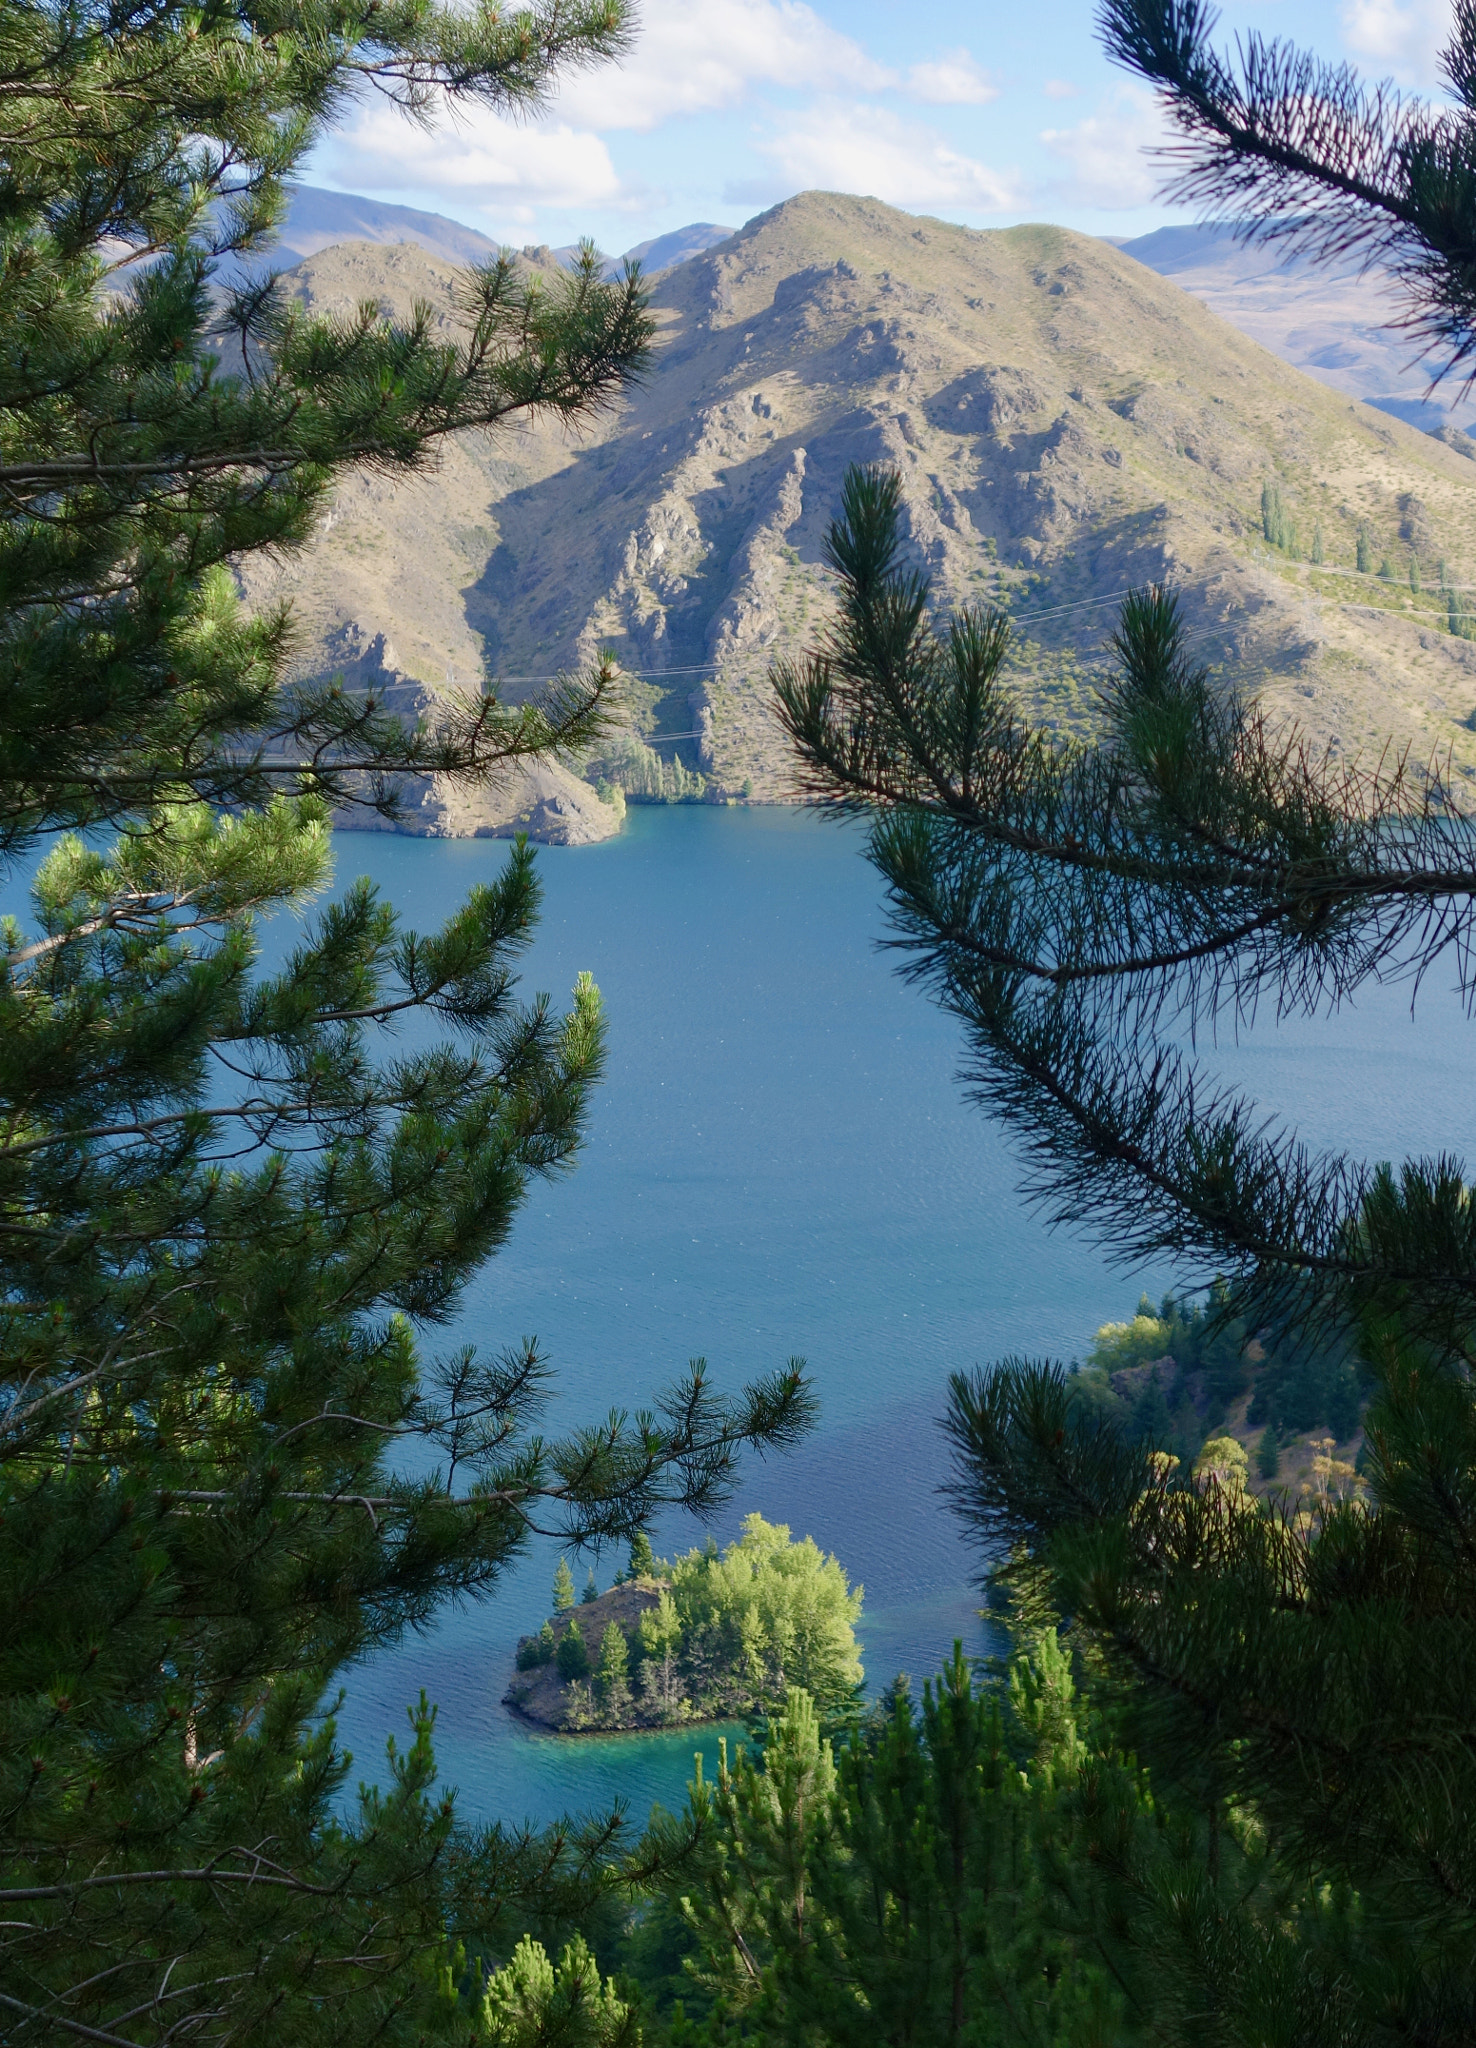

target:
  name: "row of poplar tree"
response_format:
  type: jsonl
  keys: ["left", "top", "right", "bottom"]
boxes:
{"left": 4, "top": 0, "right": 1476, "bottom": 2040}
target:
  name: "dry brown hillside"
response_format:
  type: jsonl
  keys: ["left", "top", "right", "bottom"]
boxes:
{"left": 240, "top": 192, "right": 1476, "bottom": 834}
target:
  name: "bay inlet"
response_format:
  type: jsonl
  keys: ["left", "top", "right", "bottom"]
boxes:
{"left": 324, "top": 804, "right": 1474, "bottom": 1825}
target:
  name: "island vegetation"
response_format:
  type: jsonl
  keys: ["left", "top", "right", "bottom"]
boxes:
{"left": 504, "top": 1516, "right": 862, "bottom": 1733}
{"left": 1069, "top": 1282, "right": 1365, "bottom": 1488}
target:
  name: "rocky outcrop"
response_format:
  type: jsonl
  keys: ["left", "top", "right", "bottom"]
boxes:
{"left": 301, "top": 626, "right": 622, "bottom": 844}
{"left": 503, "top": 1581, "right": 663, "bottom": 1732}
{"left": 338, "top": 754, "right": 622, "bottom": 846}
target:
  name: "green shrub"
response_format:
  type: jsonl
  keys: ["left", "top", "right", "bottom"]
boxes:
{"left": 1087, "top": 1297, "right": 1171, "bottom": 1372}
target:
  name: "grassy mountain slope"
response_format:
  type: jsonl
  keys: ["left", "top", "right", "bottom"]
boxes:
{"left": 244, "top": 192, "right": 1476, "bottom": 826}
{"left": 1119, "top": 222, "right": 1476, "bottom": 433}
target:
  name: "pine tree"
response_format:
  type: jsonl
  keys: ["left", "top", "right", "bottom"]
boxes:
{"left": 595, "top": 1621, "right": 631, "bottom": 1713}
{"left": 483, "top": 1933, "right": 637, "bottom": 2048}
{"left": 774, "top": 451, "right": 1476, "bottom": 2033}
{"left": 1357, "top": 526, "right": 1374, "bottom": 572}
{"left": 670, "top": 1687, "right": 838, "bottom": 2018}
{"left": 557, "top": 1620, "right": 591, "bottom": 1683}
{"left": 0, "top": 4, "right": 816, "bottom": 2037}
{"left": 1100, "top": 0, "right": 1476, "bottom": 385}
{"left": 554, "top": 1556, "right": 578, "bottom": 1613}
{"left": 646, "top": 1644, "right": 1142, "bottom": 2046}
{"left": 1130, "top": 1365, "right": 1172, "bottom": 1448}
{"left": 629, "top": 1528, "right": 658, "bottom": 1578}
{"left": 1310, "top": 519, "right": 1324, "bottom": 564}
{"left": 583, "top": 1566, "right": 601, "bottom": 1604}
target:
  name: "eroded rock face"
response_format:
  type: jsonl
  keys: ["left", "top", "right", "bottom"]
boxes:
{"left": 247, "top": 195, "right": 1476, "bottom": 826}
{"left": 337, "top": 754, "right": 622, "bottom": 846}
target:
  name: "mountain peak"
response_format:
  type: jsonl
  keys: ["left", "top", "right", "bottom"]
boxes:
{"left": 243, "top": 193, "right": 1476, "bottom": 835}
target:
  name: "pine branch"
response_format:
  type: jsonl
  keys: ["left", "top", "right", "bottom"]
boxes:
{"left": 777, "top": 468, "right": 1476, "bottom": 1316}
{"left": 1098, "top": 0, "right": 1476, "bottom": 381}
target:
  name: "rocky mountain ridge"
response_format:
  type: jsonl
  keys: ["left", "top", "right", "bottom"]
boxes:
{"left": 239, "top": 192, "right": 1476, "bottom": 840}
{"left": 263, "top": 190, "right": 1475, "bottom": 433}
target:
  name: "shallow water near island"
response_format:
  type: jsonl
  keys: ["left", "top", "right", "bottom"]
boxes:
{"left": 304, "top": 804, "right": 1476, "bottom": 1830}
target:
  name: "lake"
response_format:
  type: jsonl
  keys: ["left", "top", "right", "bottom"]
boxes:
{"left": 307, "top": 804, "right": 1473, "bottom": 1830}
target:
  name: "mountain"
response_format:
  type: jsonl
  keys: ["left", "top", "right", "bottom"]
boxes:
{"left": 246, "top": 194, "right": 1474, "bottom": 429}
{"left": 237, "top": 186, "right": 500, "bottom": 272}
{"left": 235, "top": 186, "right": 730, "bottom": 285}
{"left": 239, "top": 192, "right": 1476, "bottom": 838}
{"left": 622, "top": 223, "right": 736, "bottom": 273}
{"left": 1119, "top": 222, "right": 1476, "bottom": 433}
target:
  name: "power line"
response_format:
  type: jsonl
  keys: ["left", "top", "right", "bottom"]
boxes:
{"left": 491, "top": 560, "right": 1476, "bottom": 689}
{"left": 492, "top": 580, "right": 1198, "bottom": 688}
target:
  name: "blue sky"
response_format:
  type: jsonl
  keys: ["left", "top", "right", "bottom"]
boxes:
{"left": 310, "top": 0, "right": 1451, "bottom": 253}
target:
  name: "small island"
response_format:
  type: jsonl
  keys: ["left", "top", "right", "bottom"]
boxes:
{"left": 504, "top": 1513, "right": 862, "bottom": 1733}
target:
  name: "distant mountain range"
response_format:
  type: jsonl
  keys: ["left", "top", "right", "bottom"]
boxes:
{"left": 238, "top": 190, "right": 1476, "bottom": 841}
{"left": 1117, "top": 222, "right": 1476, "bottom": 434}
{"left": 622, "top": 223, "right": 737, "bottom": 273}
{"left": 252, "top": 185, "right": 733, "bottom": 280}
{"left": 255, "top": 186, "right": 501, "bottom": 269}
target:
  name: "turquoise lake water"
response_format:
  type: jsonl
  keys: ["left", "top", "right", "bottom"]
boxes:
{"left": 317, "top": 804, "right": 1476, "bottom": 1832}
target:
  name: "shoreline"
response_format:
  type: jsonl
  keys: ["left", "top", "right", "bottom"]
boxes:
{"left": 501, "top": 1695, "right": 749, "bottom": 1743}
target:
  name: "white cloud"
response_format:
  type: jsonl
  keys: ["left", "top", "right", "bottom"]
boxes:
{"left": 322, "top": 0, "right": 898, "bottom": 216}
{"left": 741, "top": 102, "right": 1021, "bottom": 212}
{"left": 1341, "top": 0, "right": 1450, "bottom": 86}
{"left": 905, "top": 48, "right": 999, "bottom": 106}
{"left": 1043, "top": 78, "right": 1079, "bottom": 100}
{"left": 326, "top": 101, "right": 627, "bottom": 225}
{"left": 1041, "top": 85, "right": 1173, "bottom": 209}
{"left": 547, "top": 0, "right": 892, "bottom": 131}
